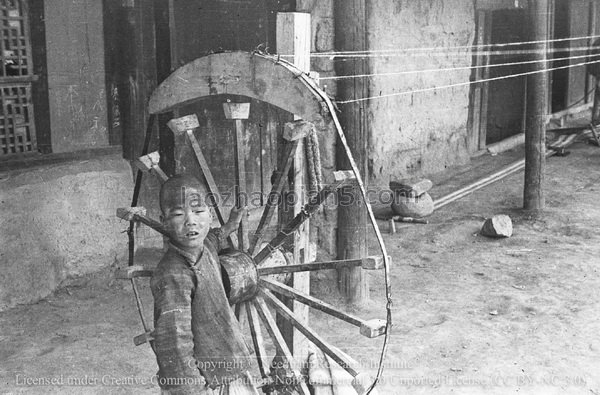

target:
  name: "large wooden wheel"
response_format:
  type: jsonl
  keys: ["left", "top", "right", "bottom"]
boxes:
{"left": 119, "top": 51, "right": 392, "bottom": 395}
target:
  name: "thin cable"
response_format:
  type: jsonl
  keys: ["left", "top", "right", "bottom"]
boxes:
{"left": 320, "top": 52, "right": 600, "bottom": 81}
{"left": 307, "top": 33, "right": 600, "bottom": 57}
{"left": 336, "top": 58, "right": 600, "bottom": 104}
{"left": 310, "top": 45, "right": 599, "bottom": 59}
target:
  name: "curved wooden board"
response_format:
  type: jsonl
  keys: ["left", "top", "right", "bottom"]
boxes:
{"left": 148, "top": 51, "right": 328, "bottom": 124}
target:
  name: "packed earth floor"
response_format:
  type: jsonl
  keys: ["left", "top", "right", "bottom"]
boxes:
{"left": 1, "top": 142, "right": 599, "bottom": 395}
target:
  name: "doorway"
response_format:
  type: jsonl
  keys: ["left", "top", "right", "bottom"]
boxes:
{"left": 485, "top": 9, "right": 528, "bottom": 145}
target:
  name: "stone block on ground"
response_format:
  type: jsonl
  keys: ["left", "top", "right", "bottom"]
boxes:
{"left": 481, "top": 215, "right": 513, "bottom": 238}
{"left": 391, "top": 191, "right": 434, "bottom": 218}
{"left": 389, "top": 179, "right": 433, "bottom": 198}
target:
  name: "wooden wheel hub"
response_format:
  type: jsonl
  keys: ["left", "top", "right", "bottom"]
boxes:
{"left": 219, "top": 249, "right": 258, "bottom": 304}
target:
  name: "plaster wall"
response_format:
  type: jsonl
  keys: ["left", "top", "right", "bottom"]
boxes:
{"left": 366, "top": 0, "right": 475, "bottom": 182}
{"left": 0, "top": 156, "right": 133, "bottom": 311}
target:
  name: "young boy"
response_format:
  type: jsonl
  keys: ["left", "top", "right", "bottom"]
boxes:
{"left": 151, "top": 174, "right": 258, "bottom": 395}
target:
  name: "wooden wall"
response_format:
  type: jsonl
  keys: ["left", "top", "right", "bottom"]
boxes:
{"left": 44, "top": 0, "right": 109, "bottom": 153}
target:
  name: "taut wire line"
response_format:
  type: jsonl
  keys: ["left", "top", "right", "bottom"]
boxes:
{"left": 319, "top": 52, "right": 600, "bottom": 81}
{"left": 305, "top": 33, "right": 600, "bottom": 57}
{"left": 307, "top": 45, "right": 600, "bottom": 59}
{"left": 336, "top": 58, "right": 600, "bottom": 104}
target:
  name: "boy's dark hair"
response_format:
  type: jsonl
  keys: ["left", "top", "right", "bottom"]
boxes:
{"left": 159, "top": 174, "right": 207, "bottom": 213}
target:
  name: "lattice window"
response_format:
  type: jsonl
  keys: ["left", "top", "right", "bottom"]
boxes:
{"left": 0, "top": 84, "right": 33, "bottom": 154}
{"left": 0, "top": 0, "right": 35, "bottom": 157}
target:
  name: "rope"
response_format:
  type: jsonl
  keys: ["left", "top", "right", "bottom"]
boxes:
{"left": 320, "top": 52, "right": 600, "bottom": 81}
{"left": 336, "top": 58, "right": 600, "bottom": 104}
{"left": 304, "top": 33, "right": 600, "bottom": 57}
{"left": 305, "top": 126, "right": 323, "bottom": 199}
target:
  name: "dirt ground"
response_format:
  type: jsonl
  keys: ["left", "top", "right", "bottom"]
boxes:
{"left": 1, "top": 141, "right": 600, "bottom": 395}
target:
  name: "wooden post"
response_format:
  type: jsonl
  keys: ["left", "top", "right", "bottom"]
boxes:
{"left": 523, "top": 0, "right": 550, "bottom": 211}
{"left": 334, "top": 0, "right": 369, "bottom": 303}
{"left": 276, "top": 12, "right": 312, "bottom": 361}
{"left": 223, "top": 102, "right": 251, "bottom": 251}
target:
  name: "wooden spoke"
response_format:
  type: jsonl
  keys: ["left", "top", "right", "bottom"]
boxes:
{"left": 259, "top": 278, "right": 385, "bottom": 338}
{"left": 186, "top": 130, "right": 225, "bottom": 224}
{"left": 258, "top": 288, "right": 360, "bottom": 378}
{"left": 254, "top": 175, "right": 354, "bottom": 264}
{"left": 117, "top": 208, "right": 169, "bottom": 237}
{"left": 257, "top": 256, "right": 384, "bottom": 276}
{"left": 233, "top": 119, "right": 249, "bottom": 251}
{"left": 245, "top": 302, "right": 270, "bottom": 380}
{"left": 185, "top": 129, "right": 237, "bottom": 248}
{"left": 249, "top": 140, "right": 299, "bottom": 255}
{"left": 253, "top": 297, "right": 311, "bottom": 395}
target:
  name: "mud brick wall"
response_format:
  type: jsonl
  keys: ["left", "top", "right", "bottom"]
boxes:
{"left": 366, "top": 0, "right": 475, "bottom": 183}
{"left": 0, "top": 156, "right": 133, "bottom": 311}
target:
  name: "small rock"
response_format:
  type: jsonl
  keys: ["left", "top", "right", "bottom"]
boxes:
{"left": 391, "top": 192, "right": 434, "bottom": 218}
{"left": 489, "top": 310, "right": 499, "bottom": 316}
{"left": 481, "top": 215, "right": 513, "bottom": 238}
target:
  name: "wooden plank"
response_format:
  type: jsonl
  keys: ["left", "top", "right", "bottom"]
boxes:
{"left": 115, "top": 265, "right": 154, "bottom": 279}
{"left": 256, "top": 257, "right": 382, "bottom": 275}
{"left": 276, "top": 12, "right": 311, "bottom": 73}
{"left": 147, "top": 52, "right": 327, "bottom": 126}
{"left": 252, "top": 297, "right": 311, "bottom": 395}
{"left": 186, "top": 130, "right": 227, "bottom": 225}
{"left": 276, "top": 12, "right": 312, "bottom": 361}
{"left": 259, "top": 289, "right": 360, "bottom": 377}
{"left": 260, "top": 278, "right": 362, "bottom": 327}
{"left": 116, "top": 208, "right": 169, "bottom": 237}
{"left": 260, "top": 278, "right": 386, "bottom": 338}
{"left": 245, "top": 302, "right": 270, "bottom": 380}
{"left": 233, "top": 118, "right": 250, "bottom": 250}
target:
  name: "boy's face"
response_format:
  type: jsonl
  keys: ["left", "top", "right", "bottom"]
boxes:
{"left": 161, "top": 185, "right": 212, "bottom": 252}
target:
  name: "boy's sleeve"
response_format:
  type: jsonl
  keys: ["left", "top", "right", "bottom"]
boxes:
{"left": 151, "top": 268, "right": 205, "bottom": 393}
{"left": 206, "top": 228, "right": 227, "bottom": 253}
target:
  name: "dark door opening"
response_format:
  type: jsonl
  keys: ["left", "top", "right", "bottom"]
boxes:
{"left": 551, "top": 0, "right": 570, "bottom": 112}
{"left": 485, "top": 9, "right": 528, "bottom": 145}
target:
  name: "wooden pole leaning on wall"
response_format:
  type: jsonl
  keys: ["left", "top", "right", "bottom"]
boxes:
{"left": 523, "top": 0, "right": 549, "bottom": 211}
{"left": 334, "top": 0, "right": 369, "bottom": 304}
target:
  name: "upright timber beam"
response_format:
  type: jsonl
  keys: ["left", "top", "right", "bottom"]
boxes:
{"left": 276, "top": 12, "right": 312, "bottom": 362}
{"left": 334, "top": 0, "right": 369, "bottom": 303}
{"left": 523, "top": 0, "right": 549, "bottom": 211}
